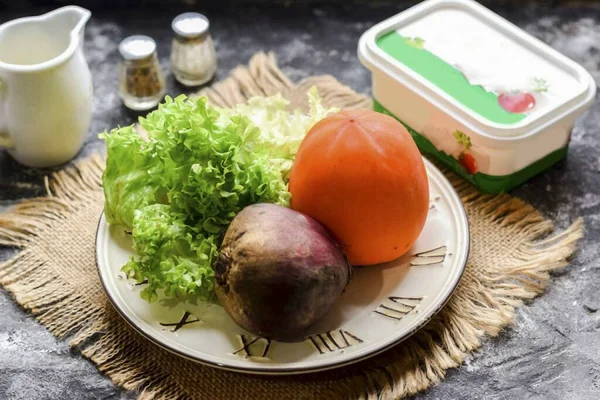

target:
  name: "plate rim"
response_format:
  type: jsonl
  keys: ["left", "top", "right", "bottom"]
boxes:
{"left": 95, "top": 158, "right": 470, "bottom": 375}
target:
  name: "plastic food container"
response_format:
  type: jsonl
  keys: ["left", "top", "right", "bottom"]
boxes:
{"left": 358, "top": 0, "right": 596, "bottom": 193}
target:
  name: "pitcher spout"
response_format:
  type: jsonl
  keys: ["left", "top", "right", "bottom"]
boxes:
{"left": 46, "top": 6, "right": 91, "bottom": 39}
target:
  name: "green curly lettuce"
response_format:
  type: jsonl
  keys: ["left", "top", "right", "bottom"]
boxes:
{"left": 122, "top": 204, "right": 218, "bottom": 303}
{"left": 218, "top": 86, "right": 337, "bottom": 180}
{"left": 101, "top": 91, "right": 335, "bottom": 302}
{"left": 100, "top": 125, "right": 160, "bottom": 229}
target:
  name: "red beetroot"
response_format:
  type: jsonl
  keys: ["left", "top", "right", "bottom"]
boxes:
{"left": 214, "top": 203, "right": 351, "bottom": 341}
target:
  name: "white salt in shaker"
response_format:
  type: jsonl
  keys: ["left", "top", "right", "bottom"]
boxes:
{"left": 170, "top": 12, "right": 217, "bottom": 86}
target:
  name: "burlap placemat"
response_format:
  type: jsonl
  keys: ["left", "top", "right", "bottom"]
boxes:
{"left": 0, "top": 52, "right": 584, "bottom": 400}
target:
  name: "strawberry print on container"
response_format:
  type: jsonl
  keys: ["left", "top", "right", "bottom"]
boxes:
{"left": 453, "top": 131, "right": 478, "bottom": 175}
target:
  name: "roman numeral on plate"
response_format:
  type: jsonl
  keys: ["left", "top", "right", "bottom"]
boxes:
{"left": 306, "top": 329, "right": 364, "bottom": 354}
{"left": 233, "top": 335, "right": 272, "bottom": 358}
{"left": 373, "top": 296, "right": 423, "bottom": 321}
{"left": 410, "top": 245, "right": 447, "bottom": 266}
{"left": 159, "top": 311, "right": 200, "bottom": 332}
{"left": 429, "top": 195, "right": 441, "bottom": 210}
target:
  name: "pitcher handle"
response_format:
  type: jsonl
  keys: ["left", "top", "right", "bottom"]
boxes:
{"left": 0, "top": 78, "right": 14, "bottom": 149}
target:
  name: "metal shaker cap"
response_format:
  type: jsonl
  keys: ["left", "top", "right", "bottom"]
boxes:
{"left": 172, "top": 12, "right": 210, "bottom": 40}
{"left": 119, "top": 35, "right": 157, "bottom": 61}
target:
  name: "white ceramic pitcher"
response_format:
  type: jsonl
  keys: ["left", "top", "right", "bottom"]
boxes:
{"left": 0, "top": 6, "right": 93, "bottom": 168}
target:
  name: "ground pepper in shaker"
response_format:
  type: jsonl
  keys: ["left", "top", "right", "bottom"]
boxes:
{"left": 170, "top": 12, "right": 217, "bottom": 86}
{"left": 118, "top": 35, "right": 166, "bottom": 110}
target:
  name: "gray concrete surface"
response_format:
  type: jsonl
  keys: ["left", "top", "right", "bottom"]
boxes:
{"left": 1, "top": 2, "right": 600, "bottom": 399}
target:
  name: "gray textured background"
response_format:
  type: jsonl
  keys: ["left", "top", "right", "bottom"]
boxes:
{"left": 1, "top": 2, "right": 600, "bottom": 399}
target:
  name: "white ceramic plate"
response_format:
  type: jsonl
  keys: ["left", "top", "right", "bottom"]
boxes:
{"left": 96, "top": 158, "right": 469, "bottom": 375}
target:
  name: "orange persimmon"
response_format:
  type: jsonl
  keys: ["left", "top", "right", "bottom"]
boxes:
{"left": 289, "top": 110, "right": 429, "bottom": 266}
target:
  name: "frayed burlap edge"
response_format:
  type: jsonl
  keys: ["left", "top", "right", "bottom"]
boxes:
{"left": 0, "top": 52, "right": 584, "bottom": 400}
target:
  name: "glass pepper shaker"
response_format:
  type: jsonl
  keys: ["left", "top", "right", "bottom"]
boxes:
{"left": 118, "top": 35, "right": 166, "bottom": 110}
{"left": 170, "top": 12, "right": 217, "bottom": 87}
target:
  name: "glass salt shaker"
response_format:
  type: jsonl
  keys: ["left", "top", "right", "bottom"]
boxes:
{"left": 170, "top": 12, "right": 217, "bottom": 86}
{"left": 118, "top": 35, "right": 166, "bottom": 110}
